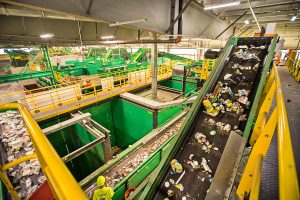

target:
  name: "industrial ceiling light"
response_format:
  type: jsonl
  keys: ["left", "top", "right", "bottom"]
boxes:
{"left": 102, "top": 40, "right": 123, "bottom": 44}
{"left": 40, "top": 33, "right": 54, "bottom": 39}
{"left": 181, "top": 38, "right": 190, "bottom": 41}
{"left": 291, "top": 15, "right": 297, "bottom": 22}
{"left": 244, "top": 19, "right": 250, "bottom": 25}
{"left": 101, "top": 36, "right": 114, "bottom": 39}
{"left": 204, "top": 1, "right": 240, "bottom": 10}
{"left": 109, "top": 18, "right": 147, "bottom": 27}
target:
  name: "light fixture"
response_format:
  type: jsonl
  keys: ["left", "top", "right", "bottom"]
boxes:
{"left": 244, "top": 19, "right": 250, "bottom": 25}
{"left": 101, "top": 40, "right": 123, "bottom": 44}
{"left": 101, "top": 35, "right": 114, "bottom": 40}
{"left": 40, "top": 33, "right": 54, "bottom": 39}
{"left": 204, "top": 1, "right": 240, "bottom": 10}
{"left": 291, "top": 15, "right": 297, "bottom": 22}
{"left": 109, "top": 18, "right": 147, "bottom": 27}
{"left": 181, "top": 38, "right": 190, "bottom": 41}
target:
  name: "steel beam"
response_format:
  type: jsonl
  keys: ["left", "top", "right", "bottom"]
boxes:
{"left": 170, "top": 0, "right": 176, "bottom": 35}
{"left": 0, "top": 0, "right": 160, "bottom": 33}
{"left": 74, "top": 111, "right": 113, "bottom": 161}
{"left": 62, "top": 137, "right": 105, "bottom": 163}
{"left": 215, "top": 11, "right": 247, "bottom": 39}
{"left": 178, "top": 0, "right": 183, "bottom": 35}
{"left": 165, "top": 0, "right": 193, "bottom": 33}
{"left": 220, "top": 3, "right": 300, "bottom": 17}
{"left": 86, "top": 0, "right": 94, "bottom": 16}
{"left": 151, "top": 32, "right": 158, "bottom": 99}
{"left": 0, "top": 0, "right": 106, "bottom": 23}
{"left": 42, "top": 113, "right": 91, "bottom": 135}
{"left": 238, "top": 26, "right": 252, "bottom": 37}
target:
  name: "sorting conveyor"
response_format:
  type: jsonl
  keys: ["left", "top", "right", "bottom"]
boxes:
{"left": 80, "top": 112, "right": 187, "bottom": 199}
{"left": 138, "top": 36, "right": 278, "bottom": 200}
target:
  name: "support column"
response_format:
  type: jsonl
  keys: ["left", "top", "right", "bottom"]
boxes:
{"left": 151, "top": 33, "right": 158, "bottom": 99}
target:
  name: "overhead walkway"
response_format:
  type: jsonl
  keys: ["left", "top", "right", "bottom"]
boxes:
{"left": 0, "top": 65, "right": 172, "bottom": 122}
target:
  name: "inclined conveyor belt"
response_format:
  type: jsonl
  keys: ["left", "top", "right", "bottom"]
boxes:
{"left": 152, "top": 40, "right": 271, "bottom": 200}
{"left": 83, "top": 113, "right": 187, "bottom": 198}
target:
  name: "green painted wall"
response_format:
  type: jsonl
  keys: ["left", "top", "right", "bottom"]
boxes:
{"left": 80, "top": 101, "right": 116, "bottom": 146}
{"left": 159, "top": 79, "right": 197, "bottom": 95}
{"left": 38, "top": 96, "right": 184, "bottom": 181}
{"left": 111, "top": 98, "right": 153, "bottom": 149}
{"left": 39, "top": 117, "right": 90, "bottom": 181}
{"left": 158, "top": 106, "right": 182, "bottom": 127}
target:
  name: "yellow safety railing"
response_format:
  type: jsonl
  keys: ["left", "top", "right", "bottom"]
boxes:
{"left": 0, "top": 64, "right": 172, "bottom": 121}
{"left": 285, "top": 50, "right": 300, "bottom": 82}
{"left": 236, "top": 66, "right": 299, "bottom": 200}
{"left": 53, "top": 70, "right": 72, "bottom": 84}
{"left": 200, "top": 59, "right": 216, "bottom": 80}
{"left": 0, "top": 103, "right": 87, "bottom": 200}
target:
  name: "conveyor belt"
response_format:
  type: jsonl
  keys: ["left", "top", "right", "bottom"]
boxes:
{"left": 83, "top": 113, "right": 187, "bottom": 198}
{"left": 152, "top": 43, "right": 270, "bottom": 200}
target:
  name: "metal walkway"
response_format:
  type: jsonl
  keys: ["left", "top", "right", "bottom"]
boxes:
{"left": 0, "top": 65, "right": 172, "bottom": 122}
{"left": 260, "top": 66, "right": 300, "bottom": 200}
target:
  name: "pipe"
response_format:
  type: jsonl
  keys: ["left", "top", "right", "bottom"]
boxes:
{"left": 107, "top": 37, "right": 182, "bottom": 44}
{"left": 246, "top": 0, "right": 261, "bottom": 31}
{"left": 109, "top": 18, "right": 147, "bottom": 27}
{"left": 151, "top": 32, "right": 158, "bottom": 99}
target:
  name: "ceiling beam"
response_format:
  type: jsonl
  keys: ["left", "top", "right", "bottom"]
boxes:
{"left": 219, "top": 3, "right": 300, "bottom": 17}
{"left": 0, "top": 0, "right": 159, "bottom": 34}
{"left": 165, "top": 0, "right": 193, "bottom": 33}
{"left": 0, "top": 0, "right": 106, "bottom": 23}
{"left": 223, "top": 10, "right": 300, "bottom": 19}
{"left": 215, "top": 11, "right": 247, "bottom": 39}
{"left": 219, "top": 0, "right": 300, "bottom": 12}
{"left": 86, "top": 0, "right": 94, "bottom": 17}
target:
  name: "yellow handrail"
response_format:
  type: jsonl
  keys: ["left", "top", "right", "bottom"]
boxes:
{"left": 0, "top": 103, "right": 87, "bottom": 200}
{"left": 0, "top": 64, "right": 172, "bottom": 122}
{"left": 237, "top": 66, "right": 299, "bottom": 200}
{"left": 249, "top": 154, "right": 263, "bottom": 200}
{"left": 274, "top": 68, "right": 299, "bottom": 200}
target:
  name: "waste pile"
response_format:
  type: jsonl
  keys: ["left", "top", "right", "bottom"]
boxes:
{"left": 0, "top": 110, "right": 45, "bottom": 199}
{"left": 86, "top": 117, "right": 185, "bottom": 198}
{"left": 105, "top": 118, "right": 184, "bottom": 187}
